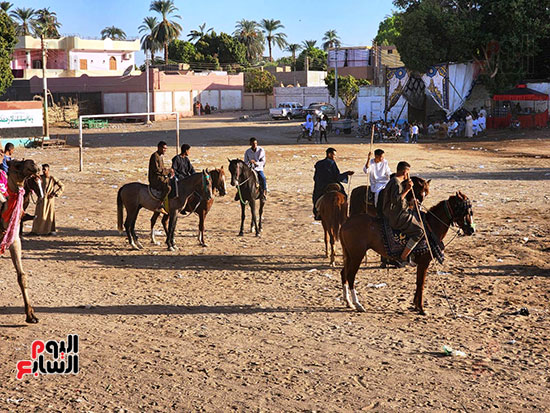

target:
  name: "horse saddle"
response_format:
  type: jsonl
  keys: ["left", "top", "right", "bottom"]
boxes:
{"left": 148, "top": 186, "right": 163, "bottom": 201}
{"left": 378, "top": 213, "right": 445, "bottom": 264}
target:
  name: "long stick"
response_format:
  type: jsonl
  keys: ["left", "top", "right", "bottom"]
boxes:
{"left": 365, "top": 124, "right": 375, "bottom": 211}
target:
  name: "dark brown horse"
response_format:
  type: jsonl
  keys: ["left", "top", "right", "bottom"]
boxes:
{"left": 349, "top": 176, "right": 431, "bottom": 217}
{"left": 339, "top": 191, "right": 475, "bottom": 315}
{"left": 0, "top": 159, "right": 42, "bottom": 323}
{"left": 117, "top": 170, "right": 212, "bottom": 251}
{"left": 228, "top": 159, "right": 265, "bottom": 237}
{"left": 318, "top": 183, "right": 348, "bottom": 266}
{"left": 150, "top": 167, "right": 227, "bottom": 247}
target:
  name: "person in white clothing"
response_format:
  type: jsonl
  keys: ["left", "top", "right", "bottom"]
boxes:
{"left": 303, "top": 113, "right": 314, "bottom": 137}
{"left": 478, "top": 112, "right": 486, "bottom": 132}
{"left": 363, "top": 149, "right": 392, "bottom": 206}
{"left": 244, "top": 137, "right": 267, "bottom": 200}
{"left": 447, "top": 119, "right": 459, "bottom": 137}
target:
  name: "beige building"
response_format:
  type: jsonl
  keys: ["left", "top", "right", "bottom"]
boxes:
{"left": 11, "top": 36, "right": 141, "bottom": 80}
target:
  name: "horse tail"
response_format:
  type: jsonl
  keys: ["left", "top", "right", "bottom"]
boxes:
{"left": 117, "top": 186, "right": 124, "bottom": 233}
{"left": 349, "top": 185, "right": 366, "bottom": 217}
{"left": 330, "top": 192, "right": 347, "bottom": 243}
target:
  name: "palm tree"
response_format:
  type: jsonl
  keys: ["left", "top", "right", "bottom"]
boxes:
{"left": 101, "top": 26, "right": 127, "bottom": 40}
{"left": 234, "top": 19, "right": 264, "bottom": 63}
{"left": 302, "top": 40, "right": 317, "bottom": 51}
{"left": 260, "top": 19, "right": 287, "bottom": 62}
{"left": 139, "top": 16, "right": 160, "bottom": 63}
{"left": 33, "top": 8, "right": 61, "bottom": 38}
{"left": 188, "top": 22, "right": 212, "bottom": 43}
{"left": 1, "top": 2, "right": 13, "bottom": 13}
{"left": 285, "top": 43, "right": 301, "bottom": 70}
{"left": 10, "top": 7, "right": 35, "bottom": 36}
{"left": 322, "top": 29, "right": 341, "bottom": 51}
{"left": 150, "top": 0, "right": 182, "bottom": 63}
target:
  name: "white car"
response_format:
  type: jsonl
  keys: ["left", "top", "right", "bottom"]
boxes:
{"left": 269, "top": 102, "right": 304, "bottom": 120}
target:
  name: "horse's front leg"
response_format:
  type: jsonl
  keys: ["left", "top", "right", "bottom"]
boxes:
{"left": 150, "top": 211, "right": 161, "bottom": 245}
{"left": 161, "top": 214, "right": 171, "bottom": 247}
{"left": 198, "top": 210, "right": 207, "bottom": 247}
{"left": 166, "top": 212, "right": 178, "bottom": 251}
{"left": 329, "top": 233, "right": 336, "bottom": 267}
{"left": 413, "top": 262, "right": 430, "bottom": 315}
{"left": 10, "top": 237, "right": 38, "bottom": 323}
{"left": 258, "top": 199, "right": 264, "bottom": 233}
{"left": 238, "top": 202, "right": 246, "bottom": 236}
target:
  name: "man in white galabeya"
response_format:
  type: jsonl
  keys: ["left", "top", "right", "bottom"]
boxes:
{"left": 244, "top": 137, "right": 267, "bottom": 200}
{"left": 363, "top": 148, "right": 391, "bottom": 206}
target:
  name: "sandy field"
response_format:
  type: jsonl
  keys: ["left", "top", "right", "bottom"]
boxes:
{"left": 1, "top": 112, "right": 549, "bottom": 412}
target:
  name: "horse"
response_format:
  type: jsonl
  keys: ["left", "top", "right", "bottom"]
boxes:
{"left": 318, "top": 183, "right": 348, "bottom": 267}
{"left": 228, "top": 159, "right": 265, "bottom": 237}
{"left": 117, "top": 170, "right": 212, "bottom": 251}
{"left": 349, "top": 176, "right": 431, "bottom": 217}
{"left": 339, "top": 191, "right": 475, "bottom": 315}
{"left": 0, "top": 159, "right": 43, "bottom": 323}
{"left": 150, "top": 167, "right": 227, "bottom": 247}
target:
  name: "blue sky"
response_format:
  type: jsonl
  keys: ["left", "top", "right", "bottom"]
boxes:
{"left": 15, "top": 0, "right": 396, "bottom": 63}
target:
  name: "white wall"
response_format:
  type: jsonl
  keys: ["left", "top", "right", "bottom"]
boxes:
{"left": 174, "top": 91, "right": 192, "bottom": 112}
{"left": 68, "top": 51, "right": 133, "bottom": 72}
{"left": 220, "top": 90, "right": 241, "bottom": 110}
{"left": 198, "top": 90, "right": 220, "bottom": 108}
{"left": 155, "top": 91, "right": 172, "bottom": 112}
{"left": 357, "top": 85, "right": 407, "bottom": 122}
{"left": 103, "top": 93, "right": 126, "bottom": 113}
{"left": 128, "top": 92, "right": 151, "bottom": 113}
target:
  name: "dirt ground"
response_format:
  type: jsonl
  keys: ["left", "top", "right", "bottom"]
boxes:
{"left": 1, "top": 112, "right": 549, "bottom": 412}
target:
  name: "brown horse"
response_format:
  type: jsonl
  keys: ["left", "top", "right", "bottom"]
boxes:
{"left": 318, "top": 183, "right": 348, "bottom": 266}
{"left": 349, "top": 176, "right": 431, "bottom": 217}
{"left": 0, "top": 159, "right": 42, "bottom": 323}
{"left": 117, "top": 170, "right": 212, "bottom": 251}
{"left": 228, "top": 159, "right": 265, "bottom": 237}
{"left": 339, "top": 191, "right": 475, "bottom": 315}
{"left": 150, "top": 167, "right": 227, "bottom": 247}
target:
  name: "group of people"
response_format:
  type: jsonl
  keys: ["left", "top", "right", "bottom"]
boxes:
{"left": 303, "top": 113, "right": 329, "bottom": 143}
{"left": 313, "top": 146, "right": 423, "bottom": 267}
{"left": 427, "top": 107, "right": 487, "bottom": 138}
{"left": 193, "top": 101, "right": 212, "bottom": 116}
{"left": 0, "top": 142, "right": 64, "bottom": 236}
{"left": 148, "top": 137, "right": 268, "bottom": 214}
{"left": 359, "top": 117, "right": 419, "bottom": 144}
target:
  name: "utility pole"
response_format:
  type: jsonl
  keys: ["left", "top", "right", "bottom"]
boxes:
{"left": 145, "top": 49, "right": 151, "bottom": 124}
{"left": 334, "top": 46, "right": 339, "bottom": 118}
{"left": 41, "top": 34, "right": 49, "bottom": 138}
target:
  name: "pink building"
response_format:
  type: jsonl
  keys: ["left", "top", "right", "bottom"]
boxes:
{"left": 11, "top": 36, "right": 140, "bottom": 80}
{"left": 29, "top": 69, "right": 244, "bottom": 119}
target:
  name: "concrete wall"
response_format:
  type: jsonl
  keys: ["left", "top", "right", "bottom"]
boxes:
{"left": 103, "top": 93, "right": 126, "bottom": 114}
{"left": 220, "top": 90, "right": 242, "bottom": 110}
{"left": 357, "top": 85, "right": 408, "bottom": 122}
{"left": 274, "top": 87, "right": 345, "bottom": 114}
{"left": 243, "top": 93, "right": 274, "bottom": 110}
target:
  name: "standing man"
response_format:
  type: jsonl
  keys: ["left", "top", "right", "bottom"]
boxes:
{"left": 411, "top": 123, "right": 419, "bottom": 143}
{"left": 363, "top": 149, "right": 391, "bottom": 206}
{"left": 148, "top": 141, "right": 174, "bottom": 214}
{"left": 312, "top": 147, "right": 354, "bottom": 219}
{"left": 244, "top": 137, "right": 267, "bottom": 200}
{"left": 30, "top": 164, "right": 64, "bottom": 236}
{"left": 172, "top": 143, "right": 196, "bottom": 180}
{"left": 381, "top": 161, "right": 424, "bottom": 266}
{"left": 319, "top": 116, "right": 328, "bottom": 143}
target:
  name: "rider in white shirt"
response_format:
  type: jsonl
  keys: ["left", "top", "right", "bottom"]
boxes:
{"left": 363, "top": 149, "right": 392, "bottom": 206}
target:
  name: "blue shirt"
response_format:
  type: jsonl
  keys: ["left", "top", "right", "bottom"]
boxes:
{"left": 1, "top": 155, "right": 11, "bottom": 173}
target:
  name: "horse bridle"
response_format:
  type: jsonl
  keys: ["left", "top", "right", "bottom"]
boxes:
{"left": 422, "top": 196, "right": 473, "bottom": 247}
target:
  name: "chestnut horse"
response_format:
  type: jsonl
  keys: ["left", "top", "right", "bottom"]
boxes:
{"left": 349, "top": 176, "right": 431, "bottom": 217}
{"left": 340, "top": 191, "right": 475, "bottom": 315}
{"left": 0, "top": 160, "right": 42, "bottom": 323}
{"left": 150, "top": 167, "right": 227, "bottom": 247}
{"left": 318, "top": 183, "right": 348, "bottom": 266}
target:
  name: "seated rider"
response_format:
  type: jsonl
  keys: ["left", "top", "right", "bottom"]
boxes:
{"left": 172, "top": 143, "right": 196, "bottom": 181}
{"left": 148, "top": 141, "right": 174, "bottom": 215}
{"left": 303, "top": 113, "right": 314, "bottom": 137}
{"left": 363, "top": 149, "right": 391, "bottom": 207}
{"left": 381, "top": 161, "right": 424, "bottom": 267}
{"left": 312, "top": 147, "right": 354, "bottom": 220}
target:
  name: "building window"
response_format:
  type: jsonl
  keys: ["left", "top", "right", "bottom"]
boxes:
{"left": 388, "top": 49, "right": 393, "bottom": 54}
{"left": 109, "top": 56, "right": 117, "bottom": 70}
{"left": 32, "top": 60, "right": 42, "bottom": 69}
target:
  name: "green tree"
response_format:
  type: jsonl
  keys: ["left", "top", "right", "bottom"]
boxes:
{"left": 234, "top": 19, "right": 264, "bottom": 63}
{"left": 296, "top": 47, "right": 327, "bottom": 71}
{"left": 150, "top": 0, "right": 183, "bottom": 63}
{"left": 188, "top": 22, "right": 212, "bottom": 43}
{"left": 33, "top": 8, "right": 61, "bottom": 38}
{"left": 322, "top": 30, "right": 341, "bottom": 51}
{"left": 10, "top": 7, "right": 35, "bottom": 36}
{"left": 301, "top": 39, "right": 317, "bottom": 51}
{"left": 260, "top": 19, "right": 287, "bottom": 62}
{"left": 393, "top": 0, "right": 550, "bottom": 93}
{"left": 168, "top": 39, "right": 198, "bottom": 63}
{"left": 284, "top": 43, "right": 301, "bottom": 70}
{"left": 101, "top": 26, "right": 127, "bottom": 40}
{"left": 195, "top": 31, "right": 247, "bottom": 68}
{"left": 244, "top": 68, "right": 276, "bottom": 93}
{"left": 325, "top": 71, "right": 370, "bottom": 116}
{"left": 0, "top": 9, "right": 16, "bottom": 95}
{"left": 1, "top": 2, "right": 13, "bottom": 13}
{"left": 373, "top": 12, "right": 401, "bottom": 46}
{"left": 139, "top": 16, "right": 161, "bottom": 62}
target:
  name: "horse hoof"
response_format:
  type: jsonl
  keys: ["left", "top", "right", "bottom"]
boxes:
{"left": 168, "top": 246, "right": 176, "bottom": 252}
{"left": 200, "top": 243, "right": 208, "bottom": 248}
{"left": 355, "top": 304, "right": 366, "bottom": 313}
{"left": 238, "top": 232, "right": 244, "bottom": 237}
{"left": 345, "top": 301, "right": 355, "bottom": 309}
{"left": 26, "top": 315, "right": 39, "bottom": 324}
{"left": 136, "top": 242, "right": 144, "bottom": 250}
{"left": 130, "top": 243, "right": 140, "bottom": 250}
{"left": 152, "top": 241, "right": 160, "bottom": 246}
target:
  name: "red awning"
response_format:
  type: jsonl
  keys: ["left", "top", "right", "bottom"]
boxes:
{"left": 493, "top": 85, "right": 549, "bottom": 101}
